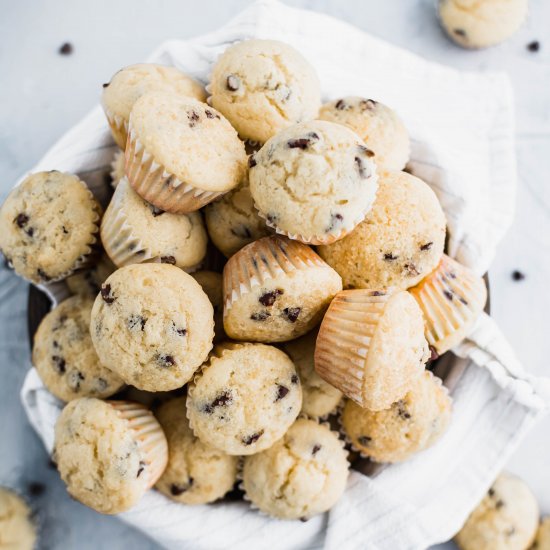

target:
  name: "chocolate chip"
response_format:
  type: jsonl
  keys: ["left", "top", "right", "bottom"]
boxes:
{"left": 128, "top": 314, "right": 146, "bottom": 331}
{"left": 404, "top": 263, "right": 420, "bottom": 277}
{"left": 102, "top": 82, "right": 109, "bottom": 88}
{"left": 287, "top": 133, "right": 319, "bottom": 150}
{"left": 62, "top": 225, "right": 69, "bottom": 234}
{"left": 420, "top": 242, "right": 433, "bottom": 251}
{"left": 68, "top": 370, "right": 85, "bottom": 392}
{"left": 429, "top": 345, "right": 439, "bottom": 362}
{"left": 335, "top": 99, "right": 347, "bottom": 110}
{"left": 259, "top": 289, "right": 284, "bottom": 307}
{"left": 172, "top": 322, "right": 187, "bottom": 337}
{"left": 52, "top": 340, "right": 59, "bottom": 349}
{"left": 396, "top": 400, "right": 411, "bottom": 420}
{"left": 161, "top": 256, "right": 176, "bottom": 265}
{"left": 488, "top": 488, "right": 495, "bottom": 497}
{"left": 384, "top": 253, "right": 398, "bottom": 261}
{"left": 266, "top": 213, "right": 278, "bottom": 225}
{"left": 300, "top": 517, "right": 309, "bottom": 523}
{"left": 496, "top": 499, "right": 505, "bottom": 509}
{"left": 275, "top": 384, "right": 289, "bottom": 401}
{"left": 250, "top": 311, "right": 270, "bottom": 321}
{"left": 205, "top": 109, "right": 219, "bottom": 119}
{"left": 291, "top": 374, "right": 299, "bottom": 384}
{"left": 170, "top": 478, "right": 194, "bottom": 495}
{"left": 527, "top": 41, "right": 540, "bottom": 52}
{"left": 459, "top": 296, "right": 468, "bottom": 305}
{"left": 282, "top": 307, "right": 301, "bottom": 323}
{"left": 326, "top": 213, "right": 344, "bottom": 232}
{"left": 357, "top": 435, "right": 372, "bottom": 446}
{"left": 359, "top": 99, "right": 377, "bottom": 110}
{"left": 231, "top": 225, "right": 252, "bottom": 239}
{"left": 14, "top": 213, "right": 29, "bottom": 228}
{"left": 137, "top": 461, "right": 146, "bottom": 478}
{"left": 505, "top": 526, "right": 515, "bottom": 537}
{"left": 188, "top": 110, "right": 200, "bottom": 127}
{"left": 203, "top": 390, "right": 233, "bottom": 414}
{"left": 242, "top": 430, "right": 264, "bottom": 446}
{"left": 453, "top": 29, "right": 466, "bottom": 37}
{"left": 370, "top": 290, "right": 386, "bottom": 297}
{"left": 226, "top": 74, "right": 240, "bottom": 91}
{"left": 37, "top": 268, "right": 51, "bottom": 282}
{"left": 149, "top": 204, "right": 165, "bottom": 217}
{"left": 26, "top": 227, "right": 35, "bottom": 237}
{"left": 28, "top": 482, "right": 46, "bottom": 497}
{"left": 59, "top": 42, "right": 73, "bottom": 55}
{"left": 100, "top": 284, "right": 116, "bottom": 304}
{"left": 443, "top": 290, "right": 453, "bottom": 301}
{"left": 248, "top": 155, "right": 257, "bottom": 168}
{"left": 156, "top": 354, "right": 175, "bottom": 368}
{"left": 512, "top": 270, "right": 525, "bottom": 281}
{"left": 358, "top": 144, "right": 375, "bottom": 157}
{"left": 312, "top": 444, "right": 322, "bottom": 455}
{"left": 51, "top": 355, "right": 66, "bottom": 374}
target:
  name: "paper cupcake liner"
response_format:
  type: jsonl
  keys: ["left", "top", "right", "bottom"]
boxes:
{"left": 107, "top": 400, "right": 168, "bottom": 489}
{"left": 124, "top": 126, "right": 226, "bottom": 214}
{"left": 409, "top": 254, "right": 487, "bottom": 354}
{"left": 110, "top": 150, "right": 126, "bottom": 189}
{"left": 223, "top": 235, "right": 331, "bottom": 312}
{"left": 102, "top": 106, "right": 128, "bottom": 150}
{"left": 314, "top": 289, "right": 392, "bottom": 406}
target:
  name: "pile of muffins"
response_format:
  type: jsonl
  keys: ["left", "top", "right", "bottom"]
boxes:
{"left": 0, "top": 39, "right": 489, "bottom": 521}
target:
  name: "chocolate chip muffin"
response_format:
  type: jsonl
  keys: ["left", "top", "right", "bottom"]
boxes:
{"left": 101, "top": 63, "right": 206, "bottom": 148}
{"left": 54, "top": 398, "right": 168, "bottom": 514}
{"left": 281, "top": 330, "right": 342, "bottom": 419}
{"left": 155, "top": 397, "right": 238, "bottom": 504}
{"left": 318, "top": 170, "right": 446, "bottom": 290}
{"left": 191, "top": 270, "right": 225, "bottom": 342}
{"left": 90, "top": 263, "right": 214, "bottom": 391}
{"left": 209, "top": 39, "right": 321, "bottom": 144}
{"left": 204, "top": 175, "right": 271, "bottom": 257}
{"left": 242, "top": 418, "right": 349, "bottom": 520}
{"left": 186, "top": 342, "right": 302, "bottom": 455}
{"left": 319, "top": 97, "right": 410, "bottom": 171}
{"left": 341, "top": 370, "right": 452, "bottom": 463}
{"left": 223, "top": 235, "right": 342, "bottom": 343}
{"left": 0, "top": 488, "right": 36, "bottom": 550}
{"left": 249, "top": 120, "right": 378, "bottom": 244}
{"left": 33, "top": 295, "right": 125, "bottom": 402}
{"left": 66, "top": 254, "right": 116, "bottom": 299}
{"left": 315, "top": 289, "right": 429, "bottom": 410}
{"left": 126, "top": 92, "right": 247, "bottom": 213}
{"left": 438, "top": 0, "right": 528, "bottom": 49}
{"left": 0, "top": 171, "right": 101, "bottom": 284}
{"left": 455, "top": 473, "right": 539, "bottom": 550}
{"left": 101, "top": 177, "right": 207, "bottom": 270}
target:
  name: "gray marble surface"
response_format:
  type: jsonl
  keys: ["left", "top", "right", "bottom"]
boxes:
{"left": 1, "top": 1, "right": 549, "bottom": 548}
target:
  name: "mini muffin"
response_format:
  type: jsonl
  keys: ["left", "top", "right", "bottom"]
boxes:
{"left": 318, "top": 170, "right": 446, "bottom": 290}
{"left": 110, "top": 150, "right": 126, "bottom": 188}
{"left": 101, "top": 177, "right": 207, "bottom": 270}
{"left": 54, "top": 398, "right": 168, "bottom": 514}
{"left": 223, "top": 235, "right": 342, "bottom": 343}
{"left": 191, "top": 270, "right": 225, "bottom": 341}
{"left": 249, "top": 120, "right": 378, "bottom": 245}
{"left": 209, "top": 39, "right": 321, "bottom": 144}
{"left": 533, "top": 517, "right": 550, "bottom": 550}
{"left": 66, "top": 254, "right": 117, "bottom": 299}
{"left": 101, "top": 63, "right": 206, "bottom": 148}
{"left": 319, "top": 97, "right": 410, "bottom": 171}
{"left": 455, "top": 473, "right": 539, "bottom": 550}
{"left": 204, "top": 176, "right": 271, "bottom": 257}
{"left": 438, "top": 0, "right": 528, "bottom": 49}
{"left": 32, "top": 295, "right": 125, "bottom": 402}
{"left": 282, "top": 330, "right": 342, "bottom": 419}
{"left": 242, "top": 418, "right": 349, "bottom": 520}
{"left": 410, "top": 254, "right": 487, "bottom": 354}
{"left": 0, "top": 488, "right": 36, "bottom": 550}
{"left": 186, "top": 342, "right": 302, "bottom": 455}
{"left": 0, "top": 171, "right": 101, "bottom": 284}
{"left": 126, "top": 92, "right": 247, "bottom": 213}
{"left": 155, "top": 397, "right": 238, "bottom": 504}
{"left": 341, "top": 370, "right": 452, "bottom": 463}
{"left": 90, "top": 263, "right": 214, "bottom": 391}
{"left": 315, "top": 289, "right": 429, "bottom": 410}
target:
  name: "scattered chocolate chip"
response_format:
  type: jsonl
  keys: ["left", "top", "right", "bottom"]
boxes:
{"left": 59, "top": 42, "right": 73, "bottom": 55}
{"left": 102, "top": 82, "right": 110, "bottom": 88}
{"left": 326, "top": 212, "right": 344, "bottom": 232}
{"left": 172, "top": 322, "right": 187, "bottom": 337}
{"left": 156, "top": 354, "right": 176, "bottom": 368}
{"left": 68, "top": 370, "right": 85, "bottom": 391}
{"left": 429, "top": 345, "right": 439, "bottom": 362}
{"left": 259, "top": 288, "right": 284, "bottom": 307}
{"left": 396, "top": 400, "right": 411, "bottom": 420}
{"left": 312, "top": 444, "right": 322, "bottom": 456}
{"left": 357, "top": 435, "right": 372, "bottom": 446}
{"left": 335, "top": 99, "right": 347, "bottom": 110}
{"left": 496, "top": 499, "right": 505, "bottom": 509}
{"left": 28, "top": 482, "right": 46, "bottom": 497}
{"left": 26, "top": 227, "right": 35, "bottom": 237}
{"left": 512, "top": 270, "right": 525, "bottom": 281}
{"left": 282, "top": 307, "right": 301, "bottom": 323}
{"left": 443, "top": 289, "right": 454, "bottom": 301}
{"left": 100, "top": 284, "right": 116, "bottom": 304}
{"left": 355, "top": 156, "right": 370, "bottom": 178}
{"left": 188, "top": 110, "right": 200, "bottom": 127}
{"left": 170, "top": 478, "right": 194, "bottom": 495}
{"left": 300, "top": 517, "right": 309, "bottom": 523}
{"left": 291, "top": 374, "right": 299, "bottom": 384}
{"left": 287, "top": 132, "right": 319, "bottom": 150}
{"left": 161, "top": 256, "right": 176, "bottom": 265}
{"left": 459, "top": 296, "right": 468, "bottom": 305}
{"left": 14, "top": 213, "right": 29, "bottom": 228}
{"left": 203, "top": 390, "right": 233, "bottom": 414}
{"left": 37, "top": 268, "right": 51, "bottom": 282}
{"left": 149, "top": 204, "right": 165, "bottom": 217}
{"left": 266, "top": 213, "right": 278, "bottom": 224}
{"left": 52, "top": 340, "right": 59, "bottom": 349}
{"left": 359, "top": 99, "right": 377, "bottom": 110}
{"left": 231, "top": 225, "right": 252, "bottom": 239}
{"left": 453, "top": 29, "right": 466, "bottom": 37}
{"left": 250, "top": 311, "right": 270, "bottom": 321}
{"left": 370, "top": 290, "right": 386, "bottom": 297}
{"left": 205, "top": 109, "right": 220, "bottom": 119}
{"left": 404, "top": 263, "right": 420, "bottom": 277}
{"left": 527, "top": 41, "right": 540, "bottom": 52}
{"left": 242, "top": 430, "right": 264, "bottom": 446}
{"left": 226, "top": 74, "right": 240, "bottom": 91}
{"left": 488, "top": 488, "right": 495, "bottom": 497}
{"left": 384, "top": 253, "right": 398, "bottom": 261}
{"left": 248, "top": 155, "right": 257, "bottom": 168}
{"left": 420, "top": 242, "right": 433, "bottom": 251}
{"left": 62, "top": 225, "right": 69, "bottom": 234}
{"left": 136, "top": 461, "right": 146, "bottom": 478}
{"left": 51, "top": 355, "right": 66, "bottom": 374}
{"left": 127, "top": 314, "right": 146, "bottom": 331}
{"left": 275, "top": 384, "right": 289, "bottom": 401}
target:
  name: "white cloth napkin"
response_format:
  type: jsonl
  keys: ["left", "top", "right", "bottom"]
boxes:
{"left": 19, "top": 1, "right": 550, "bottom": 549}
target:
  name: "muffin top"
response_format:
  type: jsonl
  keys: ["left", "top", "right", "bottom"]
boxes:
{"left": 155, "top": 397, "right": 238, "bottom": 505}
{"left": 90, "top": 263, "right": 214, "bottom": 391}
{"left": 129, "top": 92, "right": 247, "bottom": 193}
{"left": 0, "top": 171, "right": 101, "bottom": 283}
{"left": 318, "top": 170, "right": 446, "bottom": 290}
{"left": 0, "top": 488, "right": 36, "bottom": 550}
{"left": 319, "top": 97, "right": 410, "bottom": 171}
{"left": 187, "top": 342, "right": 302, "bottom": 455}
{"left": 242, "top": 418, "right": 349, "bottom": 520}
{"left": 32, "top": 295, "right": 125, "bottom": 402}
{"left": 249, "top": 120, "right": 378, "bottom": 244}
{"left": 209, "top": 39, "right": 321, "bottom": 143}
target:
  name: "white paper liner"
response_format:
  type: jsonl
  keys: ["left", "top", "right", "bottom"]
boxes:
{"left": 102, "top": 106, "right": 128, "bottom": 150}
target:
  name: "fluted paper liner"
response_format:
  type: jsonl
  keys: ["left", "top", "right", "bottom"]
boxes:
{"left": 409, "top": 254, "right": 487, "bottom": 354}
{"left": 103, "top": 106, "right": 128, "bottom": 150}
{"left": 108, "top": 400, "right": 168, "bottom": 489}
{"left": 125, "top": 125, "right": 226, "bottom": 213}
{"left": 223, "top": 235, "right": 332, "bottom": 312}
